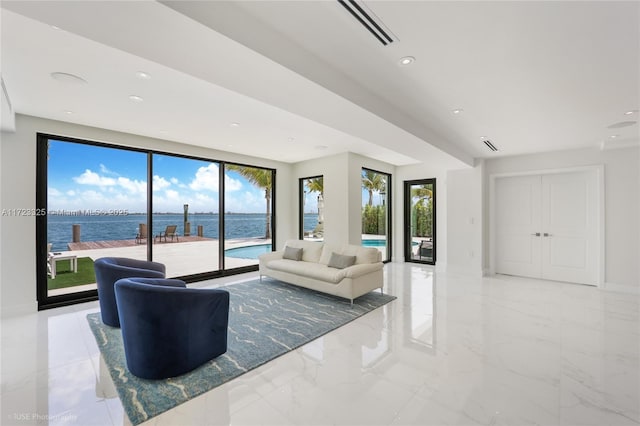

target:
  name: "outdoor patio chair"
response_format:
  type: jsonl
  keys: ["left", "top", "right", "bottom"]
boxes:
{"left": 115, "top": 277, "right": 229, "bottom": 379}
{"left": 419, "top": 240, "right": 433, "bottom": 260}
{"left": 94, "top": 257, "right": 166, "bottom": 327}
{"left": 155, "top": 224, "right": 179, "bottom": 243}
{"left": 135, "top": 223, "right": 147, "bottom": 244}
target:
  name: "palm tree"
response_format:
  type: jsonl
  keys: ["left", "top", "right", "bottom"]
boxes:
{"left": 306, "top": 177, "right": 323, "bottom": 194}
{"left": 225, "top": 165, "right": 273, "bottom": 239}
{"left": 411, "top": 184, "right": 432, "bottom": 207}
{"left": 362, "top": 170, "right": 384, "bottom": 206}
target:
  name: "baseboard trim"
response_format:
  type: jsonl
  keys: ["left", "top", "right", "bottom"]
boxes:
{"left": 602, "top": 282, "right": 640, "bottom": 295}
{"left": 1, "top": 301, "right": 38, "bottom": 318}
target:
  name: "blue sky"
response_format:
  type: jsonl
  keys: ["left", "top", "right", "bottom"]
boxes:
{"left": 47, "top": 141, "right": 268, "bottom": 213}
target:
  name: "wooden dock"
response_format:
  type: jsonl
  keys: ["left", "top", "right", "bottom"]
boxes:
{"left": 67, "top": 235, "right": 212, "bottom": 251}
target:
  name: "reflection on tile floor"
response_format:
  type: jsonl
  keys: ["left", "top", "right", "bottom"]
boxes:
{"left": 2, "top": 263, "right": 639, "bottom": 425}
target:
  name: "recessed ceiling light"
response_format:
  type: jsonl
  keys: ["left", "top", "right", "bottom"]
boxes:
{"left": 398, "top": 56, "right": 415, "bottom": 66}
{"left": 51, "top": 25, "right": 61, "bottom": 31}
{"left": 610, "top": 134, "right": 619, "bottom": 139}
{"left": 480, "top": 136, "right": 487, "bottom": 139}
{"left": 452, "top": 109, "right": 463, "bottom": 114}
{"left": 230, "top": 122, "right": 240, "bottom": 127}
{"left": 129, "top": 95, "right": 144, "bottom": 102}
{"left": 136, "top": 71, "right": 151, "bottom": 80}
{"left": 50, "top": 72, "right": 87, "bottom": 85}
{"left": 63, "top": 110, "right": 73, "bottom": 115}
{"left": 624, "top": 110, "right": 638, "bottom": 115}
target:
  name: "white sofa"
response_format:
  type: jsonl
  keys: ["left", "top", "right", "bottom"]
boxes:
{"left": 258, "top": 239, "right": 384, "bottom": 304}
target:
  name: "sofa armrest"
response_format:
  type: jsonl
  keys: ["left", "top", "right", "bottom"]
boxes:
{"left": 343, "top": 262, "right": 383, "bottom": 278}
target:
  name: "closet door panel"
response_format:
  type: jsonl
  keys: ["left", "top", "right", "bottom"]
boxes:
{"left": 541, "top": 171, "right": 597, "bottom": 285}
{"left": 495, "top": 175, "right": 542, "bottom": 278}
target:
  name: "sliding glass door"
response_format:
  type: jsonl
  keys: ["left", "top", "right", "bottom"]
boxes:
{"left": 37, "top": 134, "right": 276, "bottom": 310}
{"left": 223, "top": 164, "right": 274, "bottom": 270}
{"left": 40, "top": 138, "right": 148, "bottom": 305}
{"left": 404, "top": 179, "right": 436, "bottom": 264}
{"left": 152, "top": 155, "right": 220, "bottom": 277}
{"left": 362, "top": 169, "right": 391, "bottom": 262}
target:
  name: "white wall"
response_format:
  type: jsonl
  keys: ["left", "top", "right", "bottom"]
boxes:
{"left": 0, "top": 114, "right": 294, "bottom": 315}
{"left": 291, "top": 153, "right": 350, "bottom": 246}
{"left": 292, "top": 152, "right": 395, "bottom": 247}
{"left": 446, "top": 163, "right": 484, "bottom": 276}
{"left": 484, "top": 146, "right": 640, "bottom": 292}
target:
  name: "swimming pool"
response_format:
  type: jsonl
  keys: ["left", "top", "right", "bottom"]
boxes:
{"left": 361, "top": 239, "right": 387, "bottom": 247}
{"left": 224, "top": 243, "right": 273, "bottom": 259}
{"left": 362, "top": 239, "right": 418, "bottom": 247}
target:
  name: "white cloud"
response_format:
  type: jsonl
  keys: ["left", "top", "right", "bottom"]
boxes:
{"left": 224, "top": 190, "right": 266, "bottom": 213}
{"left": 225, "top": 175, "right": 243, "bottom": 192}
{"left": 117, "top": 177, "right": 146, "bottom": 194}
{"left": 165, "top": 189, "right": 180, "bottom": 200}
{"left": 73, "top": 169, "right": 116, "bottom": 186}
{"left": 170, "top": 177, "right": 179, "bottom": 185}
{"left": 153, "top": 175, "right": 171, "bottom": 191}
{"left": 66, "top": 190, "right": 76, "bottom": 197}
{"left": 48, "top": 187, "right": 62, "bottom": 197}
{"left": 189, "top": 164, "right": 220, "bottom": 191}
{"left": 99, "top": 164, "right": 118, "bottom": 176}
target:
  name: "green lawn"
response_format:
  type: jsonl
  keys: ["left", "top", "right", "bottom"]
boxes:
{"left": 48, "top": 257, "right": 96, "bottom": 290}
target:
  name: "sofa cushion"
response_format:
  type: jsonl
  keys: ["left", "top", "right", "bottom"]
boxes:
{"left": 267, "top": 259, "right": 346, "bottom": 284}
{"left": 283, "top": 246, "right": 303, "bottom": 261}
{"left": 320, "top": 244, "right": 381, "bottom": 265}
{"left": 327, "top": 252, "right": 356, "bottom": 269}
{"left": 283, "top": 239, "right": 324, "bottom": 263}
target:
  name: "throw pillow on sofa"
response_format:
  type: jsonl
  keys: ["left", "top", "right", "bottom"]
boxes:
{"left": 328, "top": 252, "right": 356, "bottom": 269}
{"left": 283, "top": 246, "right": 303, "bottom": 261}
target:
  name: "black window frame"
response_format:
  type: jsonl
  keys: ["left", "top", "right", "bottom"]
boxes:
{"left": 403, "top": 178, "right": 436, "bottom": 265}
{"left": 36, "top": 133, "right": 276, "bottom": 310}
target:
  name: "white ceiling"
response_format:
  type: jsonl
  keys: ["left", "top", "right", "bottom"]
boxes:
{"left": 1, "top": 1, "right": 638, "bottom": 168}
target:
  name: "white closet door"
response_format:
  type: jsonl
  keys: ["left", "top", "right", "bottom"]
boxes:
{"left": 494, "top": 170, "right": 599, "bottom": 286}
{"left": 541, "top": 171, "right": 597, "bottom": 285}
{"left": 495, "top": 175, "right": 542, "bottom": 278}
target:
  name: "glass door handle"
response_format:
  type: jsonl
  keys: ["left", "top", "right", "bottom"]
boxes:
{"left": 543, "top": 233, "right": 552, "bottom": 237}
{"left": 531, "top": 232, "right": 541, "bottom": 236}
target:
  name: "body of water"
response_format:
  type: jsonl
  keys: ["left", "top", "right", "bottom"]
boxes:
{"left": 48, "top": 213, "right": 320, "bottom": 252}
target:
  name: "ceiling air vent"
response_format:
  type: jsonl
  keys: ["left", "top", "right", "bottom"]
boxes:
{"left": 483, "top": 139, "right": 499, "bottom": 152}
{"left": 337, "top": 0, "right": 394, "bottom": 46}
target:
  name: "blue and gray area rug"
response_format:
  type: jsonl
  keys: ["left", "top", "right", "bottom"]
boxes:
{"left": 87, "top": 278, "right": 396, "bottom": 425}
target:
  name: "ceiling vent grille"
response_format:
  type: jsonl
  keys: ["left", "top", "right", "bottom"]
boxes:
{"left": 483, "top": 139, "right": 499, "bottom": 152}
{"left": 337, "top": 0, "right": 394, "bottom": 46}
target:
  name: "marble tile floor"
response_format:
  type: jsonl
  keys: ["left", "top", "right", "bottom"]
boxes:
{"left": 1, "top": 263, "right": 639, "bottom": 425}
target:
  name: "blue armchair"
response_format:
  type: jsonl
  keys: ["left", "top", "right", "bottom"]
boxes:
{"left": 114, "top": 277, "right": 230, "bottom": 379}
{"left": 94, "top": 257, "right": 166, "bottom": 327}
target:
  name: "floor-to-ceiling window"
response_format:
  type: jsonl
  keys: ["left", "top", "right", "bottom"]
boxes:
{"left": 362, "top": 168, "right": 391, "bottom": 262}
{"left": 404, "top": 179, "right": 436, "bottom": 264}
{"left": 299, "top": 176, "right": 324, "bottom": 241}
{"left": 39, "top": 137, "right": 148, "bottom": 307}
{"left": 152, "top": 154, "right": 220, "bottom": 277}
{"left": 37, "top": 134, "right": 275, "bottom": 309}
{"left": 223, "top": 164, "right": 274, "bottom": 270}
